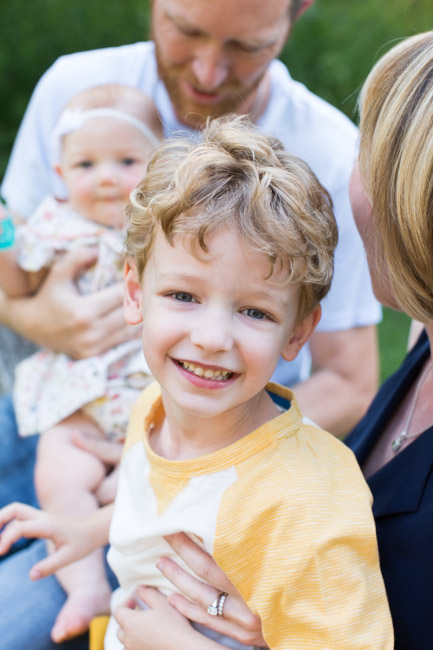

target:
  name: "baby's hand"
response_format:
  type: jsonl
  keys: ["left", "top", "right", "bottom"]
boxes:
{"left": 0, "top": 502, "right": 107, "bottom": 579}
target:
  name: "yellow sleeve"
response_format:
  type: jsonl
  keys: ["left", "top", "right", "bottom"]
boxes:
{"left": 213, "top": 429, "right": 393, "bottom": 650}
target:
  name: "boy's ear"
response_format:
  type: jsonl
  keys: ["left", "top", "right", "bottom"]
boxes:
{"left": 281, "top": 305, "right": 321, "bottom": 362}
{"left": 124, "top": 258, "right": 143, "bottom": 325}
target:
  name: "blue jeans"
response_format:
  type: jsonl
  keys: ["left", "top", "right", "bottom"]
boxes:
{"left": 0, "top": 395, "right": 117, "bottom": 649}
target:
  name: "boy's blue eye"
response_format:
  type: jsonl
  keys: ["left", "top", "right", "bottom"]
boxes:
{"left": 244, "top": 308, "right": 267, "bottom": 320}
{"left": 173, "top": 292, "right": 194, "bottom": 303}
{"left": 122, "top": 158, "right": 136, "bottom": 166}
{"left": 78, "top": 160, "right": 92, "bottom": 168}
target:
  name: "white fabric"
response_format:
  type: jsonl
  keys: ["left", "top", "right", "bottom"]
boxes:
{"left": 1, "top": 41, "right": 381, "bottom": 387}
{"left": 50, "top": 107, "right": 160, "bottom": 163}
{"left": 12, "top": 197, "right": 152, "bottom": 438}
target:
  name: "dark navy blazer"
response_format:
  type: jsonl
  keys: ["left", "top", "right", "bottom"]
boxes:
{"left": 345, "top": 331, "right": 433, "bottom": 650}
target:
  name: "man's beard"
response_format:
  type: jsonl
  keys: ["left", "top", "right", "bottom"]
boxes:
{"left": 154, "top": 41, "right": 263, "bottom": 129}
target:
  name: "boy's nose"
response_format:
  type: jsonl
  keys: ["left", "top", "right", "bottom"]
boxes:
{"left": 190, "top": 308, "right": 233, "bottom": 353}
{"left": 191, "top": 44, "right": 229, "bottom": 91}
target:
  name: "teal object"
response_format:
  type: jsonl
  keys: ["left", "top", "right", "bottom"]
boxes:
{"left": 0, "top": 216, "right": 15, "bottom": 250}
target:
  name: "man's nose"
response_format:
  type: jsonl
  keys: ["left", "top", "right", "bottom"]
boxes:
{"left": 191, "top": 43, "right": 229, "bottom": 90}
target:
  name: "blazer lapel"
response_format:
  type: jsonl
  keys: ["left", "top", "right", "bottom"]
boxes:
{"left": 368, "top": 426, "right": 433, "bottom": 517}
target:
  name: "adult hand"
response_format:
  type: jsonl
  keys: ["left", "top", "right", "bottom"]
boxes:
{"left": 114, "top": 589, "right": 205, "bottom": 650}
{"left": 1, "top": 247, "right": 140, "bottom": 358}
{"left": 0, "top": 502, "right": 110, "bottom": 578}
{"left": 157, "top": 532, "right": 267, "bottom": 647}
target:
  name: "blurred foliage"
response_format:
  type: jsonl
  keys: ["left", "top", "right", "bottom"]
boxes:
{"left": 1, "top": 0, "right": 431, "bottom": 179}
{"left": 284, "top": 0, "right": 433, "bottom": 121}
{"left": 0, "top": 0, "right": 430, "bottom": 379}
{"left": 378, "top": 309, "right": 411, "bottom": 383}
{"left": 0, "top": 0, "right": 151, "bottom": 179}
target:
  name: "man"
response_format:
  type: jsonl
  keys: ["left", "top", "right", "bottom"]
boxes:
{"left": 1, "top": 0, "right": 380, "bottom": 437}
{"left": 0, "top": 1, "right": 380, "bottom": 648}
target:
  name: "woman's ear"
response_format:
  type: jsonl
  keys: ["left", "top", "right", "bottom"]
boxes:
{"left": 281, "top": 305, "right": 321, "bottom": 362}
{"left": 124, "top": 258, "right": 143, "bottom": 325}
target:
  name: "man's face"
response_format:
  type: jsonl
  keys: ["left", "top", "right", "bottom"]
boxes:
{"left": 152, "top": 0, "right": 292, "bottom": 128}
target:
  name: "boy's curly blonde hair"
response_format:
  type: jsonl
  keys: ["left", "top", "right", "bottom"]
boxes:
{"left": 126, "top": 116, "right": 337, "bottom": 322}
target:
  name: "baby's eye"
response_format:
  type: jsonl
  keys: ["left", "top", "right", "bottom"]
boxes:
{"left": 243, "top": 308, "right": 268, "bottom": 320}
{"left": 172, "top": 292, "right": 195, "bottom": 303}
{"left": 122, "top": 157, "right": 136, "bottom": 166}
{"left": 78, "top": 160, "right": 92, "bottom": 169}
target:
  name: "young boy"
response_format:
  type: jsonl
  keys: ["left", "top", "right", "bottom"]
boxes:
{"left": 0, "top": 117, "right": 393, "bottom": 649}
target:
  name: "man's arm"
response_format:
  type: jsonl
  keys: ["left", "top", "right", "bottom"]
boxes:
{"left": 0, "top": 247, "right": 139, "bottom": 359}
{"left": 293, "top": 325, "right": 378, "bottom": 437}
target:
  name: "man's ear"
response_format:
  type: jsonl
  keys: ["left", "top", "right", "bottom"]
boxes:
{"left": 124, "top": 258, "right": 143, "bottom": 325}
{"left": 281, "top": 305, "right": 321, "bottom": 362}
{"left": 294, "top": 0, "right": 315, "bottom": 19}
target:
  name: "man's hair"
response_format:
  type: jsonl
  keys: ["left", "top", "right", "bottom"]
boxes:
{"left": 126, "top": 116, "right": 337, "bottom": 322}
{"left": 358, "top": 30, "right": 433, "bottom": 322}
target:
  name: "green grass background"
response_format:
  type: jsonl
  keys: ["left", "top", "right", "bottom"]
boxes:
{"left": 0, "top": 0, "right": 429, "bottom": 382}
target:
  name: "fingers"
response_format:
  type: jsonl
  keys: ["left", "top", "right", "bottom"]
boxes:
{"left": 29, "top": 544, "right": 76, "bottom": 579}
{"left": 71, "top": 432, "right": 122, "bottom": 466}
{"left": 0, "top": 503, "right": 57, "bottom": 561}
{"left": 160, "top": 534, "right": 266, "bottom": 646}
{"left": 164, "top": 533, "right": 233, "bottom": 593}
{"left": 50, "top": 247, "right": 99, "bottom": 283}
{"left": 87, "top": 282, "right": 124, "bottom": 319}
{"left": 0, "top": 502, "right": 40, "bottom": 530}
{"left": 136, "top": 586, "right": 168, "bottom": 610}
{"left": 167, "top": 591, "right": 264, "bottom": 646}
{"left": 156, "top": 556, "right": 217, "bottom": 612}
{"left": 0, "top": 503, "right": 45, "bottom": 552}
{"left": 157, "top": 556, "right": 248, "bottom": 626}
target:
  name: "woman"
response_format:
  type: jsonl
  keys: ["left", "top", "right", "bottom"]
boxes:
{"left": 111, "top": 30, "right": 433, "bottom": 650}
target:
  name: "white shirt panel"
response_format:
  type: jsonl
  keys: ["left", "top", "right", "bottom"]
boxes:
{"left": 1, "top": 42, "right": 380, "bottom": 387}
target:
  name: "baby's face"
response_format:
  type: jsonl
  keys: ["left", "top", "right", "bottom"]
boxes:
{"left": 58, "top": 117, "right": 155, "bottom": 228}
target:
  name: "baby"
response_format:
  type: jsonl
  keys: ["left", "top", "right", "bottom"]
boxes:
{"left": 0, "top": 84, "right": 161, "bottom": 642}
{"left": 0, "top": 117, "right": 393, "bottom": 649}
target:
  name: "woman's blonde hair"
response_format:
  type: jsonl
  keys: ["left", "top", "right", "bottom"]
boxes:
{"left": 358, "top": 31, "right": 433, "bottom": 321}
{"left": 126, "top": 116, "right": 337, "bottom": 322}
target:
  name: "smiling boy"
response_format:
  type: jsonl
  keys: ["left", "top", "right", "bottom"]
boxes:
{"left": 0, "top": 117, "right": 393, "bottom": 649}
{"left": 102, "top": 116, "right": 392, "bottom": 649}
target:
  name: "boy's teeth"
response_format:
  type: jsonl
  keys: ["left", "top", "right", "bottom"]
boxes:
{"left": 180, "top": 361, "right": 231, "bottom": 380}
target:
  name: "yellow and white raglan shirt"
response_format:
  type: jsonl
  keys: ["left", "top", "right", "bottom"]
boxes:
{"left": 106, "top": 382, "right": 393, "bottom": 650}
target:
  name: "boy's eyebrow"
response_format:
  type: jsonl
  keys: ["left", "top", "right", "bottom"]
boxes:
{"left": 248, "top": 290, "right": 291, "bottom": 311}
{"left": 156, "top": 271, "right": 201, "bottom": 283}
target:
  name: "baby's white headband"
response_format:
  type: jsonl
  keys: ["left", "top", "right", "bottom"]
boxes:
{"left": 50, "top": 107, "right": 160, "bottom": 164}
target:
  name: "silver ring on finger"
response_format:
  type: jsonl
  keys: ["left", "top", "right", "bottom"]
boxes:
{"left": 207, "top": 591, "right": 228, "bottom": 617}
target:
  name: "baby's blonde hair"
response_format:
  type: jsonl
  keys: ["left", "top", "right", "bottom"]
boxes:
{"left": 64, "top": 84, "right": 163, "bottom": 140}
{"left": 358, "top": 31, "right": 433, "bottom": 322}
{"left": 126, "top": 116, "right": 337, "bottom": 322}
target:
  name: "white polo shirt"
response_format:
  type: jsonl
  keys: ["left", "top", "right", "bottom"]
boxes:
{"left": 1, "top": 42, "right": 380, "bottom": 386}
